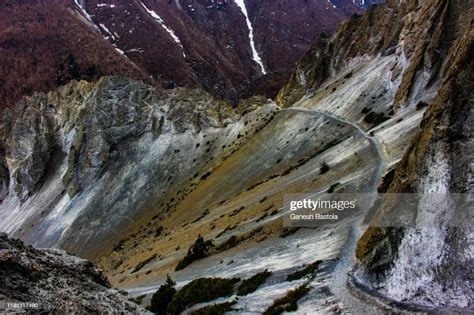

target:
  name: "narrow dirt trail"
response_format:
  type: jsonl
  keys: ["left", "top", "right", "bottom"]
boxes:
{"left": 125, "top": 106, "right": 390, "bottom": 313}
{"left": 283, "top": 107, "right": 389, "bottom": 314}
{"left": 285, "top": 107, "right": 387, "bottom": 182}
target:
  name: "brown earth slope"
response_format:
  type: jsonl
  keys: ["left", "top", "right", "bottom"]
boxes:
{"left": 0, "top": 0, "right": 364, "bottom": 110}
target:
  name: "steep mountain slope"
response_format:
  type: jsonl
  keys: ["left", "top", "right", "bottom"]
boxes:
{"left": 0, "top": 0, "right": 154, "bottom": 112}
{"left": 276, "top": 0, "right": 473, "bottom": 310}
{"left": 0, "top": 233, "right": 147, "bottom": 313}
{"left": 0, "top": 0, "right": 363, "bottom": 110}
{"left": 354, "top": 9, "right": 473, "bottom": 310}
{"left": 0, "top": 75, "right": 386, "bottom": 313}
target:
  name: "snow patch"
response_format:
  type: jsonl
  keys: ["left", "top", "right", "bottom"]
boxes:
{"left": 97, "top": 3, "right": 116, "bottom": 8}
{"left": 114, "top": 47, "right": 126, "bottom": 55}
{"left": 234, "top": 0, "right": 267, "bottom": 75}
{"left": 139, "top": 1, "right": 186, "bottom": 58}
{"left": 381, "top": 148, "right": 470, "bottom": 309}
{"left": 99, "top": 23, "right": 115, "bottom": 40}
{"left": 74, "top": 0, "right": 94, "bottom": 24}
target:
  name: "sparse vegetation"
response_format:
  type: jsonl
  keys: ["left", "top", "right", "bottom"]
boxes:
{"left": 191, "top": 209, "right": 210, "bottom": 223}
{"left": 361, "top": 107, "right": 371, "bottom": 114}
{"left": 155, "top": 226, "right": 164, "bottom": 237}
{"left": 256, "top": 212, "right": 269, "bottom": 222}
{"left": 216, "top": 224, "right": 237, "bottom": 238}
{"left": 113, "top": 238, "right": 126, "bottom": 252}
{"left": 132, "top": 254, "right": 157, "bottom": 273}
{"left": 416, "top": 101, "right": 428, "bottom": 110}
{"left": 216, "top": 235, "right": 239, "bottom": 251}
{"left": 320, "top": 162, "right": 330, "bottom": 174}
{"left": 237, "top": 270, "right": 272, "bottom": 296}
{"left": 216, "top": 227, "right": 265, "bottom": 252}
{"left": 363, "top": 111, "right": 389, "bottom": 127}
{"left": 286, "top": 261, "right": 321, "bottom": 281}
{"left": 229, "top": 206, "right": 245, "bottom": 217}
{"left": 263, "top": 284, "right": 310, "bottom": 315}
{"left": 377, "top": 168, "right": 396, "bottom": 193}
{"left": 167, "top": 277, "right": 240, "bottom": 315}
{"left": 175, "top": 235, "right": 214, "bottom": 271}
{"left": 134, "top": 294, "right": 146, "bottom": 305}
{"left": 150, "top": 275, "right": 176, "bottom": 315}
{"left": 327, "top": 182, "right": 340, "bottom": 193}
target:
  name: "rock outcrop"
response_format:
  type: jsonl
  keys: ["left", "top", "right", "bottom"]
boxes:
{"left": 0, "top": 76, "right": 275, "bottom": 259}
{"left": 275, "top": 0, "right": 473, "bottom": 310}
{"left": 277, "top": 0, "right": 471, "bottom": 111}
{"left": 0, "top": 233, "right": 147, "bottom": 313}
{"left": 354, "top": 10, "right": 473, "bottom": 310}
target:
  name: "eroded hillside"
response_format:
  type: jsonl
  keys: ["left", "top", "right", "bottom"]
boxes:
{"left": 0, "top": 0, "right": 472, "bottom": 313}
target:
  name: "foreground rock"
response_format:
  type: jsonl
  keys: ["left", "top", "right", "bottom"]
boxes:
{"left": 0, "top": 233, "right": 147, "bottom": 313}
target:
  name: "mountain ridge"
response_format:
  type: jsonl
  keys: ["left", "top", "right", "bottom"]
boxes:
{"left": 0, "top": 0, "right": 365, "bottom": 111}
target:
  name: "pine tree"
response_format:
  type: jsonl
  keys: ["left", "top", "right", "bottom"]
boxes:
{"left": 149, "top": 275, "right": 177, "bottom": 315}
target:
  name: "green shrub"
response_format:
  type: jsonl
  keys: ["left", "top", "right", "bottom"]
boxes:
{"left": 237, "top": 270, "right": 272, "bottom": 296}
{"left": 155, "top": 226, "right": 164, "bottom": 237}
{"left": 286, "top": 261, "right": 321, "bottom": 281}
{"left": 190, "top": 301, "right": 236, "bottom": 315}
{"left": 150, "top": 275, "right": 177, "bottom": 315}
{"left": 361, "top": 107, "right": 371, "bottom": 114}
{"left": 132, "top": 254, "right": 157, "bottom": 273}
{"left": 279, "top": 227, "right": 300, "bottom": 238}
{"left": 363, "top": 111, "right": 389, "bottom": 127}
{"left": 263, "top": 284, "right": 309, "bottom": 315}
{"left": 175, "top": 235, "right": 214, "bottom": 271}
{"left": 134, "top": 294, "right": 146, "bottom": 305}
{"left": 113, "top": 238, "right": 126, "bottom": 251}
{"left": 216, "top": 235, "right": 239, "bottom": 251}
{"left": 167, "top": 277, "right": 240, "bottom": 315}
{"left": 327, "top": 182, "right": 340, "bottom": 193}
{"left": 320, "top": 162, "right": 330, "bottom": 174}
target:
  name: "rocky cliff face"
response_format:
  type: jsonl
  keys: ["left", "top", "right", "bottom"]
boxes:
{"left": 277, "top": 0, "right": 473, "bottom": 310}
{"left": 0, "top": 76, "right": 255, "bottom": 258}
{"left": 0, "top": 0, "right": 364, "bottom": 110}
{"left": 354, "top": 6, "right": 473, "bottom": 309}
{"left": 0, "top": 233, "right": 147, "bottom": 313}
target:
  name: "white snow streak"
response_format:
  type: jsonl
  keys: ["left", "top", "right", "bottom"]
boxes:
{"left": 74, "top": 0, "right": 94, "bottom": 24}
{"left": 73, "top": 0, "right": 102, "bottom": 34}
{"left": 114, "top": 47, "right": 126, "bottom": 55}
{"left": 97, "top": 3, "right": 116, "bottom": 8}
{"left": 99, "top": 23, "right": 114, "bottom": 39}
{"left": 234, "top": 0, "right": 267, "bottom": 75}
{"left": 139, "top": 1, "right": 186, "bottom": 58}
